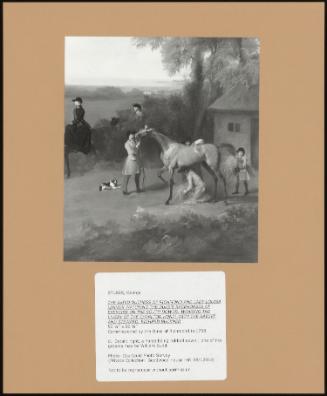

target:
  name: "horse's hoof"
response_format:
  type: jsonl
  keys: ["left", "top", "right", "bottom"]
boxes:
{"left": 165, "top": 201, "right": 170, "bottom": 206}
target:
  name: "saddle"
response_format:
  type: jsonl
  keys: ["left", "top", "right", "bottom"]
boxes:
{"left": 192, "top": 139, "right": 205, "bottom": 157}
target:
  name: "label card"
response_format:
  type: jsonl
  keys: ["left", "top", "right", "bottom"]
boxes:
{"left": 95, "top": 272, "right": 226, "bottom": 381}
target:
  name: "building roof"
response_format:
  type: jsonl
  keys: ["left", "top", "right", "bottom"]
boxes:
{"left": 209, "top": 83, "right": 259, "bottom": 112}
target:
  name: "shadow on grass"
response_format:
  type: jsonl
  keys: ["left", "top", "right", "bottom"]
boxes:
{"left": 143, "top": 181, "right": 168, "bottom": 192}
{"left": 227, "top": 194, "right": 258, "bottom": 204}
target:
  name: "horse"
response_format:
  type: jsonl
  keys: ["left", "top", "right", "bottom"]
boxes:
{"left": 136, "top": 129, "right": 235, "bottom": 205}
{"left": 64, "top": 123, "right": 95, "bottom": 178}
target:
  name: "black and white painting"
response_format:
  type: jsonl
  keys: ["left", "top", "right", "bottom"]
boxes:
{"left": 64, "top": 37, "right": 259, "bottom": 262}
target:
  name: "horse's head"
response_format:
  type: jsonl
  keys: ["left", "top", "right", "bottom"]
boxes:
{"left": 136, "top": 127, "right": 154, "bottom": 140}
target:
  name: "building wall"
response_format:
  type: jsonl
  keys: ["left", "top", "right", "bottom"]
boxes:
{"left": 213, "top": 112, "right": 253, "bottom": 163}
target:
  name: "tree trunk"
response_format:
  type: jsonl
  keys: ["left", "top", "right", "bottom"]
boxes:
{"left": 193, "top": 98, "right": 207, "bottom": 140}
{"left": 190, "top": 48, "right": 205, "bottom": 140}
{"left": 236, "top": 38, "right": 245, "bottom": 65}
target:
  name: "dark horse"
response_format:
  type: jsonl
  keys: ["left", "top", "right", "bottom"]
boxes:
{"left": 64, "top": 123, "right": 95, "bottom": 177}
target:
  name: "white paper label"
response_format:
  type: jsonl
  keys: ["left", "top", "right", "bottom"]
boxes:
{"left": 95, "top": 272, "right": 226, "bottom": 381}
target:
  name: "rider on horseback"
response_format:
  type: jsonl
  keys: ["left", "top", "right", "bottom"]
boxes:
{"left": 65, "top": 97, "right": 93, "bottom": 177}
{"left": 72, "top": 97, "right": 91, "bottom": 130}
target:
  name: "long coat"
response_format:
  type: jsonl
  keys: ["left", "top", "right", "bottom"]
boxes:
{"left": 73, "top": 106, "right": 85, "bottom": 125}
{"left": 122, "top": 112, "right": 147, "bottom": 171}
{"left": 72, "top": 106, "right": 91, "bottom": 129}
{"left": 122, "top": 140, "right": 141, "bottom": 175}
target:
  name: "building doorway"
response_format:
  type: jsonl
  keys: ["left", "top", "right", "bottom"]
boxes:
{"left": 250, "top": 117, "right": 259, "bottom": 169}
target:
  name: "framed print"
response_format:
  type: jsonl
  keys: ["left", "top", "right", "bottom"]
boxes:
{"left": 3, "top": 2, "right": 324, "bottom": 394}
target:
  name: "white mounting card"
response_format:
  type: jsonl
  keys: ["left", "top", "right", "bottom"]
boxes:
{"left": 95, "top": 271, "right": 226, "bottom": 381}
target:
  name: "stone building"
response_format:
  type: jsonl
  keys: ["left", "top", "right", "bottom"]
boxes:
{"left": 209, "top": 83, "right": 259, "bottom": 168}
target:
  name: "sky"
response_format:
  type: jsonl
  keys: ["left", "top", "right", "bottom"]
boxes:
{"left": 65, "top": 36, "right": 189, "bottom": 86}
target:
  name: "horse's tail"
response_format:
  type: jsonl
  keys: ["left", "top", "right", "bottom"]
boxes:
{"left": 216, "top": 143, "right": 237, "bottom": 180}
{"left": 218, "top": 143, "right": 236, "bottom": 156}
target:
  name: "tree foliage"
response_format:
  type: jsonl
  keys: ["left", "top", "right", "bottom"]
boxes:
{"left": 91, "top": 38, "right": 260, "bottom": 162}
{"left": 133, "top": 37, "right": 259, "bottom": 138}
{"left": 133, "top": 37, "right": 259, "bottom": 89}
{"left": 91, "top": 93, "right": 195, "bottom": 165}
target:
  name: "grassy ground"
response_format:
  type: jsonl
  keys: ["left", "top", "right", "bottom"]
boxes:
{"left": 64, "top": 155, "right": 258, "bottom": 262}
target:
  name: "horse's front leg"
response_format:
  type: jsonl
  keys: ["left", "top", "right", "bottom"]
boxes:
{"left": 157, "top": 166, "right": 168, "bottom": 184}
{"left": 165, "top": 168, "right": 175, "bottom": 205}
{"left": 90, "top": 143, "right": 98, "bottom": 158}
{"left": 141, "top": 167, "right": 146, "bottom": 190}
{"left": 218, "top": 170, "right": 228, "bottom": 205}
{"left": 64, "top": 146, "right": 71, "bottom": 178}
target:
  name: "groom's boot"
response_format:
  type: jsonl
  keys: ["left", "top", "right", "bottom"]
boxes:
{"left": 244, "top": 181, "right": 249, "bottom": 196}
{"left": 135, "top": 174, "right": 141, "bottom": 193}
{"left": 232, "top": 180, "right": 239, "bottom": 195}
{"left": 122, "top": 175, "right": 130, "bottom": 195}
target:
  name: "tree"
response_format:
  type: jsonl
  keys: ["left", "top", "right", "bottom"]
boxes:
{"left": 133, "top": 37, "right": 259, "bottom": 139}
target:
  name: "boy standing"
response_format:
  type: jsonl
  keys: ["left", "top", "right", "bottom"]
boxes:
{"left": 233, "top": 147, "right": 250, "bottom": 196}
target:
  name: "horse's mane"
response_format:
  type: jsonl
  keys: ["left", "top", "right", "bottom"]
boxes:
{"left": 145, "top": 129, "right": 182, "bottom": 151}
{"left": 149, "top": 130, "right": 176, "bottom": 144}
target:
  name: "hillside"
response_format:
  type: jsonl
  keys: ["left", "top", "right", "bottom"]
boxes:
{"left": 64, "top": 83, "right": 183, "bottom": 127}
{"left": 64, "top": 95, "right": 144, "bottom": 127}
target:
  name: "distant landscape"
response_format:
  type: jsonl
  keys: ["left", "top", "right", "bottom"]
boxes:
{"left": 64, "top": 81, "right": 184, "bottom": 126}
{"left": 64, "top": 96, "right": 144, "bottom": 127}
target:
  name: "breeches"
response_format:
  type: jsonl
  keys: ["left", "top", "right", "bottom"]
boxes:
{"left": 122, "top": 174, "right": 140, "bottom": 192}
